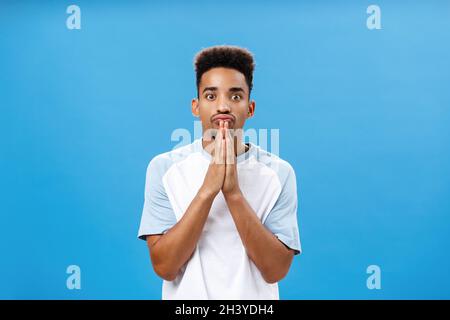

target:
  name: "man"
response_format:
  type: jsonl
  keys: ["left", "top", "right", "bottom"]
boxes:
{"left": 138, "top": 45, "right": 302, "bottom": 299}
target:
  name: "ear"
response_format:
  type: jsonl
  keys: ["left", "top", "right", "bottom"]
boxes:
{"left": 247, "top": 100, "right": 256, "bottom": 119}
{"left": 191, "top": 98, "right": 200, "bottom": 117}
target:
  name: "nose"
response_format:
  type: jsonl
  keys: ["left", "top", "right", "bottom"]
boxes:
{"left": 216, "top": 101, "right": 231, "bottom": 113}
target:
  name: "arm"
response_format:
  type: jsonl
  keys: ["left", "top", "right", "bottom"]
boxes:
{"left": 146, "top": 122, "right": 227, "bottom": 281}
{"left": 222, "top": 121, "right": 295, "bottom": 283}
{"left": 146, "top": 189, "right": 216, "bottom": 281}
{"left": 224, "top": 192, "right": 294, "bottom": 284}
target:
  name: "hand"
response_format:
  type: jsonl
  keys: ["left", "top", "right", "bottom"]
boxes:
{"left": 199, "top": 120, "right": 226, "bottom": 199}
{"left": 222, "top": 121, "right": 241, "bottom": 197}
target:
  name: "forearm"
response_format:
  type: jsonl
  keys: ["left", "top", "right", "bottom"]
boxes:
{"left": 224, "top": 192, "right": 293, "bottom": 283}
{"left": 150, "top": 187, "right": 216, "bottom": 279}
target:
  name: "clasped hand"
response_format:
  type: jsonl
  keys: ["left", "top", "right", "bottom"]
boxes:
{"left": 201, "top": 120, "right": 241, "bottom": 198}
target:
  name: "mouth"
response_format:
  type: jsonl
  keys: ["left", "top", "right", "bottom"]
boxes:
{"left": 211, "top": 114, "right": 235, "bottom": 126}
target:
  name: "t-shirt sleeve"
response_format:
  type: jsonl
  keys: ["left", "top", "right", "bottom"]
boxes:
{"left": 263, "top": 164, "right": 302, "bottom": 255}
{"left": 137, "top": 156, "right": 177, "bottom": 241}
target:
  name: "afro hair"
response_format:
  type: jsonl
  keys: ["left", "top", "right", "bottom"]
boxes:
{"left": 194, "top": 45, "right": 255, "bottom": 98}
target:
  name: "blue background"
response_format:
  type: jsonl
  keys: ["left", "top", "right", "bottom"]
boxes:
{"left": 1, "top": 0, "right": 449, "bottom": 299}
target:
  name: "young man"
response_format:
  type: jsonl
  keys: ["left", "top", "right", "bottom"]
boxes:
{"left": 138, "top": 45, "right": 301, "bottom": 300}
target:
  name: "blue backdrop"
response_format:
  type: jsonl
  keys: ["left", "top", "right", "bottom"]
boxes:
{"left": 1, "top": 0, "right": 449, "bottom": 299}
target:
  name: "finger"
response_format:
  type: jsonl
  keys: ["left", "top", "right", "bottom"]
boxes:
{"left": 216, "top": 120, "right": 223, "bottom": 141}
{"left": 219, "top": 121, "right": 226, "bottom": 165}
{"left": 221, "top": 120, "right": 226, "bottom": 140}
{"left": 224, "top": 122, "right": 235, "bottom": 165}
{"left": 221, "top": 129, "right": 226, "bottom": 165}
{"left": 214, "top": 121, "right": 224, "bottom": 164}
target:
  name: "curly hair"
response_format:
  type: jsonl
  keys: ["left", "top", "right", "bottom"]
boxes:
{"left": 194, "top": 45, "right": 255, "bottom": 99}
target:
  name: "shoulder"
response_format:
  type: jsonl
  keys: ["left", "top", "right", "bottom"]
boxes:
{"left": 146, "top": 141, "right": 200, "bottom": 177}
{"left": 252, "top": 144, "right": 296, "bottom": 183}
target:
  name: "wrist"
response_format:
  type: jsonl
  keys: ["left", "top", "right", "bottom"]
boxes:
{"left": 197, "top": 185, "right": 219, "bottom": 201}
{"left": 223, "top": 188, "right": 243, "bottom": 202}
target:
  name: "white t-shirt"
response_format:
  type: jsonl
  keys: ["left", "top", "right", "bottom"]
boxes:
{"left": 138, "top": 138, "right": 302, "bottom": 300}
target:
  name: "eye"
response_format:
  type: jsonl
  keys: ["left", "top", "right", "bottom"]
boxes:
{"left": 231, "top": 95, "right": 242, "bottom": 101}
{"left": 205, "top": 93, "right": 215, "bottom": 100}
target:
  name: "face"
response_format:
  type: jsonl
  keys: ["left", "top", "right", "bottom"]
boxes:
{"left": 191, "top": 67, "right": 255, "bottom": 135}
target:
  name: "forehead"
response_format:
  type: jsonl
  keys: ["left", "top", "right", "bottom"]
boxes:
{"left": 200, "top": 67, "right": 247, "bottom": 90}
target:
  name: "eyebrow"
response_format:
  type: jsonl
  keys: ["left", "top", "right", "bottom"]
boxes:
{"left": 202, "top": 86, "right": 246, "bottom": 94}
